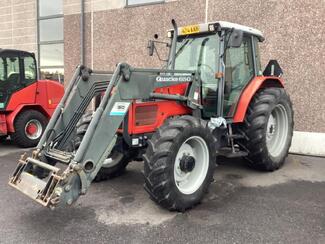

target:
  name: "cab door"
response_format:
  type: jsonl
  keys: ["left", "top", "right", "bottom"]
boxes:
{"left": 0, "top": 56, "right": 21, "bottom": 109}
{"left": 0, "top": 54, "right": 37, "bottom": 110}
{"left": 223, "top": 35, "right": 255, "bottom": 117}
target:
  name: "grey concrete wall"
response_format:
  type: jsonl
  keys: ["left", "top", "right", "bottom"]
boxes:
{"left": 0, "top": 0, "right": 37, "bottom": 54}
{"left": 64, "top": 0, "right": 325, "bottom": 133}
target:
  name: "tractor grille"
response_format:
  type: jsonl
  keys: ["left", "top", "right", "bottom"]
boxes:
{"left": 135, "top": 105, "right": 158, "bottom": 126}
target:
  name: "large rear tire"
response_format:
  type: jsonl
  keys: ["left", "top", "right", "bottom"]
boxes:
{"left": 73, "top": 112, "right": 134, "bottom": 182}
{"left": 240, "top": 87, "right": 294, "bottom": 171}
{"left": 144, "top": 116, "right": 216, "bottom": 211}
{"left": 12, "top": 110, "right": 48, "bottom": 148}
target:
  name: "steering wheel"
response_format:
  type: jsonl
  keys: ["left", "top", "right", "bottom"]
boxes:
{"left": 199, "top": 63, "right": 214, "bottom": 74}
{"left": 199, "top": 64, "right": 215, "bottom": 82}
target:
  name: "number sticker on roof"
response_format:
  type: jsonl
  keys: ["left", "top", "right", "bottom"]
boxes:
{"left": 180, "top": 25, "right": 200, "bottom": 35}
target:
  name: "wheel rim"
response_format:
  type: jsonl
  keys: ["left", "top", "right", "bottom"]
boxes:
{"left": 24, "top": 119, "right": 43, "bottom": 140}
{"left": 174, "top": 136, "right": 209, "bottom": 195}
{"left": 266, "top": 104, "right": 289, "bottom": 158}
{"left": 102, "top": 151, "right": 123, "bottom": 168}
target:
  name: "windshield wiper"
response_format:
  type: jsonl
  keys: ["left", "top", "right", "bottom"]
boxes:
{"left": 175, "top": 38, "right": 196, "bottom": 58}
{"left": 167, "top": 36, "right": 190, "bottom": 68}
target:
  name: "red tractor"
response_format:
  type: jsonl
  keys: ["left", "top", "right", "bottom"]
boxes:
{"left": 9, "top": 21, "right": 294, "bottom": 211}
{"left": 0, "top": 49, "right": 64, "bottom": 147}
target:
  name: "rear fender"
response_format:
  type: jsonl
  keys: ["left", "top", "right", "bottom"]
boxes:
{"left": 6, "top": 104, "right": 51, "bottom": 133}
{"left": 232, "top": 76, "right": 284, "bottom": 123}
{"left": 36, "top": 80, "right": 64, "bottom": 109}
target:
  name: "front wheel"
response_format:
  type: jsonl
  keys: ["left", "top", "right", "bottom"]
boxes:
{"left": 240, "top": 87, "right": 294, "bottom": 171}
{"left": 12, "top": 110, "right": 48, "bottom": 148}
{"left": 72, "top": 112, "right": 135, "bottom": 182}
{"left": 144, "top": 116, "right": 217, "bottom": 211}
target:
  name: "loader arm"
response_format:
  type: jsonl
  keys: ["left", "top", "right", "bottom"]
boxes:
{"left": 9, "top": 63, "right": 199, "bottom": 208}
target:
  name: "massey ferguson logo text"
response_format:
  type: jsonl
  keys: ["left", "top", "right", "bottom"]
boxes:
{"left": 156, "top": 76, "right": 192, "bottom": 82}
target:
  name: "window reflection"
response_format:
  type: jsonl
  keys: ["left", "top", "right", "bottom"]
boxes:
{"left": 39, "top": 18, "right": 63, "bottom": 42}
{"left": 40, "top": 68, "right": 64, "bottom": 84}
{"left": 40, "top": 44, "right": 64, "bottom": 67}
{"left": 39, "top": 0, "right": 63, "bottom": 16}
{"left": 38, "top": 0, "right": 64, "bottom": 83}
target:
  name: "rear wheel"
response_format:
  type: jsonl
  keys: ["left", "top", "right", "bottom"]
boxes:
{"left": 240, "top": 87, "right": 293, "bottom": 171}
{"left": 12, "top": 110, "right": 48, "bottom": 148}
{"left": 144, "top": 116, "right": 216, "bottom": 211}
{"left": 73, "top": 112, "right": 134, "bottom": 182}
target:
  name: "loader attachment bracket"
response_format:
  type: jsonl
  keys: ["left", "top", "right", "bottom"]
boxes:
{"left": 8, "top": 63, "right": 200, "bottom": 209}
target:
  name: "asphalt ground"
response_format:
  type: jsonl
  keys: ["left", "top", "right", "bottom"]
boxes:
{"left": 0, "top": 141, "right": 324, "bottom": 244}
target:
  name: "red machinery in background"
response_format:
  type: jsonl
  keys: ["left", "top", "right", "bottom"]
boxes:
{"left": 0, "top": 49, "right": 64, "bottom": 147}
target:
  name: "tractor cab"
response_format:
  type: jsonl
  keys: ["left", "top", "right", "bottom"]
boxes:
{"left": 171, "top": 22, "right": 264, "bottom": 119}
{"left": 0, "top": 49, "right": 37, "bottom": 110}
{"left": 150, "top": 21, "right": 264, "bottom": 119}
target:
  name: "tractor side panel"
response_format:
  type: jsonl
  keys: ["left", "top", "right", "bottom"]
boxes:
{"left": 36, "top": 80, "right": 64, "bottom": 112}
{"left": 233, "top": 76, "right": 284, "bottom": 123}
{"left": 128, "top": 101, "right": 191, "bottom": 134}
{"left": 5, "top": 83, "right": 37, "bottom": 112}
{"left": 126, "top": 83, "right": 190, "bottom": 134}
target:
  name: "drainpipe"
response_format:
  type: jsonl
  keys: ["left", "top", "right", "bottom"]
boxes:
{"left": 80, "top": 0, "right": 85, "bottom": 65}
{"left": 205, "top": 0, "right": 209, "bottom": 23}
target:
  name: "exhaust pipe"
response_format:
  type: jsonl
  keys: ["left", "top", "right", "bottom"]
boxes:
{"left": 170, "top": 19, "right": 178, "bottom": 70}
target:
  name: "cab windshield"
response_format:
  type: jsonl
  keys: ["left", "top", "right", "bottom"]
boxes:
{"left": 173, "top": 33, "right": 220, "bottom": 117}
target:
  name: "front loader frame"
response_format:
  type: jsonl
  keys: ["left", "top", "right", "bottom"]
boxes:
{"left": 9, "top": 63, "right": 200, "bottom": 208}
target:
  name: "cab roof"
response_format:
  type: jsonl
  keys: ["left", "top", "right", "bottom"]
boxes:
{"left": 0, "top": 49, "right": 35, "bottom": 57}
{"left": 175, "top": 21, "right": 264, "bottom": 42}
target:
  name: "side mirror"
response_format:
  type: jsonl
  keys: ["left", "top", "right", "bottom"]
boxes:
{"left": 228, "top": 29, "right": 243, "bottom": 48}
{"left": 147, "top": 40, "right": 155, "bottom": 56}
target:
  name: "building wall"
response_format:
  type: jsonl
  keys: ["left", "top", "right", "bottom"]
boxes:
{"left": 0, "top": 0, "right": 37, "bottom": 54}
{"left": 64, "top": 0, "right": 325, "bottom": 133}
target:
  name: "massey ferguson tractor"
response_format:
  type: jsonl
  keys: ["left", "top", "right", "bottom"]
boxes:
{"left": 9, "top": 20, "right": 293, "bottom": 211}
{"left": 0, "top": 49, "right": 64, "bottom": 147}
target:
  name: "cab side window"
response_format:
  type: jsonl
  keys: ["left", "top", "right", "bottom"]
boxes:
{"left": 224, "top": 36, "right": 254, "bottom": 116}
{"left": 0, "top": 58, "right": 5, "bottom": 81}
{"left": 6, "top": 57, "right": 21, "bottom": 87}
{"left": 23, "top": 56, "right": 37, "bottom": 85}
{"left": 253, "top": 36, "right": 262, "bottom": 75}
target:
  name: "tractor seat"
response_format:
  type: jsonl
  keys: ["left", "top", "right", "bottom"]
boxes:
{"left": 7, "top": 73, "right": 20, "bottom": 85}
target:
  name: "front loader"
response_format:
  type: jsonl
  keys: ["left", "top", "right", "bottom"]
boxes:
{"left": 9, "top": 20, "right": 293, "bottom": 211}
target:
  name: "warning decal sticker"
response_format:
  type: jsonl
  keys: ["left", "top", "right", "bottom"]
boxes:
{"left": 109, "top": 102, "right": 130, "bottom": 116}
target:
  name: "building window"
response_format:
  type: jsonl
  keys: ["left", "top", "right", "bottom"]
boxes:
{"left": 127, "top": 0, "right": 164, "bottom": 6}
{"left": 38, "top": 0, "right": 64, "bottom": 83}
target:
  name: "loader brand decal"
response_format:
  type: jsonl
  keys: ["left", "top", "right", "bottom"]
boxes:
{"left": 181, "top": 25, "right": 200, "bottom": 35}
{"left": 156, "top": 75, "right": 192, "bottom": 83}
{"left": 110, "top": 102, "right": 130, "bottom": 116}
